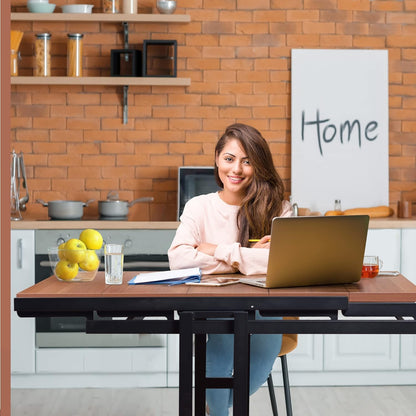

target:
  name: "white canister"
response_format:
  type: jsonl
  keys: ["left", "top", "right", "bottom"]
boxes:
{"left": 122, "top": 0, "right": 137, "bottom": 13}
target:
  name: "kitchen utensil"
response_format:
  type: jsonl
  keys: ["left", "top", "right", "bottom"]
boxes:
{"left": 10, "top": 150, "right": 29, "bottom": 220}
{"left": 98, "top": 192, "right": 153, "bottom": 217}
{"left": 61, "top": 4, "right": 94, "bottom": 13}
{"left": 27, "top": 2, "right": 56, "bottom": 12}
{"left": 36, "top": 199, "right": 94, "bottom": 220}
{"left": 11, "top": 151, "right": 22, "bottom": 221}
{"left": 156, "top": 0, "right": 176, "bottom": 14}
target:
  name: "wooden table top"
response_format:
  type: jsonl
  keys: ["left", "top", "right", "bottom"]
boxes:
{"left": 16, "top": 272, "right": 416, "bottom": 304}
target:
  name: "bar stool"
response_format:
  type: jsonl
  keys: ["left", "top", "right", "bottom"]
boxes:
{"left": 267, "top": 317, "right": 298, "bottom": 416}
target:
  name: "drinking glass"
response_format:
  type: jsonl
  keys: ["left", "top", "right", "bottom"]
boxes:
{"left": 104, "top": 244, "right": 124, "bottom": 284}
{"left": 361, "top": 256, "right": 383, "bottom": 278}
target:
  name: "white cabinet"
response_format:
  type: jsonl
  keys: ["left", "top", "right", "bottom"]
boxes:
{"left": 324, "top": 229, "right": 402, "bottom": 372}
{"left": 399, "top": 229, "right": 416, "bottom": 369}
{"left": 10, "top": 230, "right": 35, "bottom": 374}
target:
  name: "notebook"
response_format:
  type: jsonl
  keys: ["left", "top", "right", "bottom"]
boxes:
{"left": 240, "top": 215, "right": 369, "bottom": 289}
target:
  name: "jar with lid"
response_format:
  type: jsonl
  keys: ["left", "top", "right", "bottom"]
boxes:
{"left": 122, "top": 0, "right": 137, "bottom": 13}
{"left": 34, "top": 33, "right": 51, "bottom": 77}
{"left": 67, "top": 33, "right": 84, "bottom": 77}
{"left": 103, "top": 0, "right": 120, "bottom": 13}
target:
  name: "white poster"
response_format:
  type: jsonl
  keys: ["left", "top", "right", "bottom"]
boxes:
{"left": 291, "top": 49, "right": 389, "bottom": 214}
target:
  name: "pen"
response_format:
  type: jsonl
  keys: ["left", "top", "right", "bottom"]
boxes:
{"left": 249, "top": 238, "right": 270, "bottom": 242}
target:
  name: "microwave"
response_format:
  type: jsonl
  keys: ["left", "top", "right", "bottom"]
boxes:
{"left": 177, "top": 166, "right": 221, "bottom": 220}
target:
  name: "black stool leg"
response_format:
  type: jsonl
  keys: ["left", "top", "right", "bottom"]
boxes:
{"left": 281, "top": 355, "right": 293, "bottom": 416}
{"left": 267, "top": 373, "right": 279, "bottom": 416}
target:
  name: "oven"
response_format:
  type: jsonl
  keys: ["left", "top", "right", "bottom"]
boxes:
{"left": 35, "top": 229, "right": 173, "bottom": 348}
{"left": 177, "top": 166, "right": 221, "bottom": 219}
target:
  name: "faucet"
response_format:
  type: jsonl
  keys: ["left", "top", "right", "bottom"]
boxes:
{"left": 289, "top": 196, "right": 298, "bottom": 217}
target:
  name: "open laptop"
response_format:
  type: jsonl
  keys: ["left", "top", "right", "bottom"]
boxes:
{"left": 240, "top": 215, "right": 369, "bottom": 288}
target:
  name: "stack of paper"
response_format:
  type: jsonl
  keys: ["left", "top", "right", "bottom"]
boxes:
{"left": 128, "top": 267, "right": 201, "bottom": 285}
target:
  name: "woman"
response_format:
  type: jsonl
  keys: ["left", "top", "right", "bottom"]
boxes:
{"left": 168, "top": 123, "right": 292, "bottom": 416}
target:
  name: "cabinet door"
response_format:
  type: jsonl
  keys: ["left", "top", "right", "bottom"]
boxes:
{"left": 325, "top": 229, "right": 401, "bottom": 371}
{"left": 399, "top": 229, "right": 416, "bottom": 369}
{"left": 11, "top": 230, "right": 36, "bottom": 374}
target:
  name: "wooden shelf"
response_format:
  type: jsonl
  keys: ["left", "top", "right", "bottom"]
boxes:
{"left": 11, "top": 12, "right": 191, "bottom": 23}
{"left": 11, "top": 76, "right": 191, "bottom": 86}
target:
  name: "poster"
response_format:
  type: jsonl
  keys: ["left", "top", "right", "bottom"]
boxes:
{"left": 291, "top": 49, "right": 389, "bottom": 214}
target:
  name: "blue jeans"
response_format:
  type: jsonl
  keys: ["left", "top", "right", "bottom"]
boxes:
{"left": 205, "top": 312, "right": 282, "bottom": 416}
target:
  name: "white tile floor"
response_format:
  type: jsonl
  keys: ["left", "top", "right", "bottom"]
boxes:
{"left": 11, "top": 385, "right": 416, "bottom": 416}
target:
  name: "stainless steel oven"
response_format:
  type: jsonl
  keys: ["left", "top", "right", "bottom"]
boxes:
{"left": 35, "top": 229, "right": 172, "bottom": 348}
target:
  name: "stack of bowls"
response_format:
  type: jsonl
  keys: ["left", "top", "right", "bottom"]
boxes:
{"left": 27, "top": 0, "right": 56, "bottom": 13}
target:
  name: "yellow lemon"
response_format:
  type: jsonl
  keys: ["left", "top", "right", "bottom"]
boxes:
{"left": 79, "top": 250, "right": 100, "bottom": 271}
{"left": 79, "top": 229, "right": 103, "bottom": 250}
{"left": 55, "top": 260, "right": 79, "bottom": 281}
{"left": 64, "top": 238, "right": 87, "bottom": 263}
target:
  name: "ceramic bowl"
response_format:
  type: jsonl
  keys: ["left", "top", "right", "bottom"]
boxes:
{"left": 27, "top": 0, "right": 50, "bottom": 3}
{"left": 61, "top": 4, "right": 94, "bottom": 13}
{"left": 48, "top": 247, "right": 101, "bottom": 282}
{"left": 27, "top": 2, "right": 56, "bottom": 13}
{"left": 156, "top": 0, "right": 176, "bottom": 14}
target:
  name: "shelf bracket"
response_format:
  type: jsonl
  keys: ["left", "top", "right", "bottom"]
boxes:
{"left": 123, "top": 85, "right": 129, "bottom": 124}
{"left": 123, "top": 22, "right": 129, "bottom": 49}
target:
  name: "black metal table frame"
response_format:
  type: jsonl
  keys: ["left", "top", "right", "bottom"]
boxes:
{"left": 15, "top": 295, "right": 416, "bottom": 416}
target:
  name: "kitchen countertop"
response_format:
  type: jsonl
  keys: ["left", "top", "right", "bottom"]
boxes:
{"left": 10, "top": 219, "right": 180, "bottom": 230}
{"left": 10, "top": 217, "right": 416, "bottom": 230}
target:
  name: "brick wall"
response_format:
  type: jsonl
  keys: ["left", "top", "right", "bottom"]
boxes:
{"left": 10, "top": 0, "right": 416, "bottom": 220}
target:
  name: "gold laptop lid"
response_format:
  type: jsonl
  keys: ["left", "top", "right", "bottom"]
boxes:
{"left": 266, "top": 215, "right": 369, "bottom": 288}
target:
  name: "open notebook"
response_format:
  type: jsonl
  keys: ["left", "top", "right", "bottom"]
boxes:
{"left": 240, "top": 215, "right": 369, "bottom": 288}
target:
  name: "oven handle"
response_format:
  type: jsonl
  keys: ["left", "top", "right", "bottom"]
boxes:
{"left": 39, "top": 260, "right": 170, "bottom": 269}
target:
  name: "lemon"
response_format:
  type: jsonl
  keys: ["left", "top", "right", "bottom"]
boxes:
{"left": 55, "top": 260, "right": 79, "bottom": 281}
{"left": 79, "top": 229, "right": 103, "bottom": 250}
{"left": 64, "top": 238, "right": 87, "bottom": 263}
{"left": 79, "top": 250, "right": 100, "bottom": 271}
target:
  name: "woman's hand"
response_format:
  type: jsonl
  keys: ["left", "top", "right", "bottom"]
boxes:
{"left": 251, "top": 235, "right": 271, "bottom": 249}
{"left": 196, "top": 242, "right": 217, "bottom": 256}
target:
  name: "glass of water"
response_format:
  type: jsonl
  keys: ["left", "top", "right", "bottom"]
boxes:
{"left": 104, "top": 244, "right": 124, "bottom": 285}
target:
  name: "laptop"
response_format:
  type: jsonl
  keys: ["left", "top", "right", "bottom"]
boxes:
{"left": 240, "top": 215, "right": 369, "bottom": 288}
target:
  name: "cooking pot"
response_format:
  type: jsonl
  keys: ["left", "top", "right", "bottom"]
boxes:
{"left": 98, "top": 196, "right": 154, "bottom": 217}
{"left": 36, "top": 199, "right": 94, "bottom": 220}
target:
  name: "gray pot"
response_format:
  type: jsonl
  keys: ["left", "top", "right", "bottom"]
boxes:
{"left": 37, "top": 199, "right": 94, "bottom": 220}
{"left": 98, "top": 197, "right": 154, "bottom": 217}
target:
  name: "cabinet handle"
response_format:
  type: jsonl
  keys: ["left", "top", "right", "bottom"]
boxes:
{"left": 17, "top": 238, "right": 23, "bottom": 269}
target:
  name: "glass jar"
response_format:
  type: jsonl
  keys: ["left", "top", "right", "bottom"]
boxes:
{"left": 11, "top": 49, "right": 19, "bottom": 76}
{"left": 35, "top": 33, "right": 51, "bottom": 77}
{"left": 103, "top": 0, "right": 120, "bottom": 13}
{"left": 122, "top": 0, "right": 137, "bottom": 13}
{"left": 67, "top": 33, "right": 84, "bottom": 77}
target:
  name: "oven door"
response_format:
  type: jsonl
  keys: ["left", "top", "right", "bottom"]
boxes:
{"left": 177, "top": 166, "right": 221, "bottom": 220}
{"left": 35, "top": 254, "right": 169, "bottom": 348}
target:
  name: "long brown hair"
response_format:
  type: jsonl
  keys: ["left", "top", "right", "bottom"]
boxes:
{"left": 214, "top": 124, "right": 285, "bottom": 246}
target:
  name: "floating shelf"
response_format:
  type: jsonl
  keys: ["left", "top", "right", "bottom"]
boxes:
{"left": 11, "top": 12, "right": 191, "bottom": 23}
{"left": 11, "top": 13, "right": 191, "bottom": 123}
{"left": 11, "top": 76, "right": 191, "bottom": 86}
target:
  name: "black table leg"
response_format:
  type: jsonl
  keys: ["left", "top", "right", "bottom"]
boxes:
{"left": 195, "top": 332, "right": 207, "bottom": 415}
{"left": 179, "top": 311, "right": 194, "bottom": 416}
{"left": 233, "top": 311, "right": 250, "bottom": 416}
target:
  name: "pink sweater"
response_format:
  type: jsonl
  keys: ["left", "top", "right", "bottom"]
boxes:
{"left": 168, "top": 192, "right": 292, "bottom": 275}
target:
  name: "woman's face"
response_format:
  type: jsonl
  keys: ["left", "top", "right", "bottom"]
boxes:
{"left": 215, "top": 138, "right": 254, "bottom": 204}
